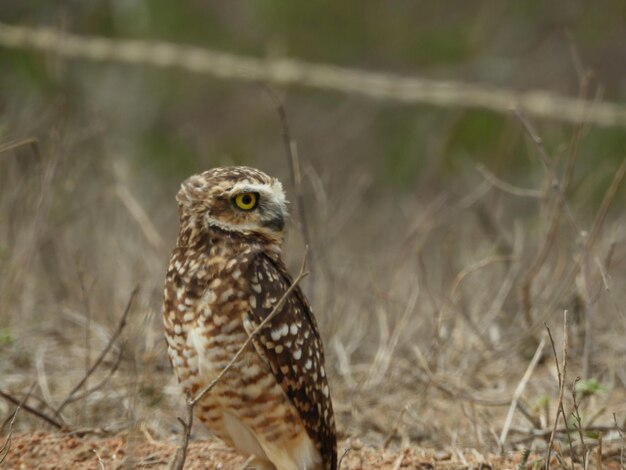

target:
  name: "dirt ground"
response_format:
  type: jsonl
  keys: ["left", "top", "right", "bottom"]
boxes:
{"left": 3, "top": 431, "right": 622, "bottom": 469}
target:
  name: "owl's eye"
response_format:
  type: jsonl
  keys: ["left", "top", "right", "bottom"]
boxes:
{"left": 234, "top": 192, "right": 258, "bottom": 211}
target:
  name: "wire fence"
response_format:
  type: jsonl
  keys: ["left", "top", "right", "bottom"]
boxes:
{"left": 1, "top": 22, "right": 626, "bottom": 128}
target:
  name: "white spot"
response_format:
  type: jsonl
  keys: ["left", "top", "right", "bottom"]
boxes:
{"left": 183, "top": 312, "right": 194, "bottom": 322}
{"left": 232, "top": 270, "right": 241, "bottom": 280}
{"left": 177, "top": 304, "right": 186, "bottom": 312}
{"left": 322, "top": 384, "right": 329, "bottom": 397}
{"left": 249, "top": 296, "right": 257, "bottom": 309}
{"left": 280, "top": 323, "right": 289, "bottom": 337}
{"left": 305, "top": 359, "right": 312, "bottom": 369}
{"left": 290, "top": 323, "right": 298, "bottom": 335}
{"left": 251, "top": 283, "right": 262, "bottom": 293}
{"left": 220, "top": 288, "right": 235, "bottom": 302}
{"left": 293, "top": 349, "right": 302, "bottom": 360}
{"left": 174, "top": 324, "right": 182, "bottom": 334}
{"left": 320, "top": 366, "right": 326, "bottom": 377}
{"left": 271, "top": 328, "right": 282, "bottom": 342}
{"left": 275, "top": 345, "right": 284, "bottom": 354}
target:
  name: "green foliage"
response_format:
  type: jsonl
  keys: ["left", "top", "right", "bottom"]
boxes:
{"left": 0, "top": 329, "right": 13, "bottom": 345}
{"left": 574, "top": 378, "right": 607, "bottom": 398}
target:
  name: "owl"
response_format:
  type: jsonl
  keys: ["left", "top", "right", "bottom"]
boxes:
{"left": 163, "top": 167, "right": 337, "bottom": 470}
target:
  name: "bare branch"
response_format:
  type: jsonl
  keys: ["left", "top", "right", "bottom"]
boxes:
{"left": 0, "top": 389, "right": 64, "bottom": 430}
{"left": 476, "top": 163, "right": 544, "bottom": 198}
{"left": 546, "top": 311, "right": 573, "bottom": 469}
{"left": 264, "top": 88, "right": 314, "bottom": 287}
{"left": 55, "top": 286, "right": 138, "bottom": 416}
{"left": 499, "top": 335, "right": 546, "bottom": 447}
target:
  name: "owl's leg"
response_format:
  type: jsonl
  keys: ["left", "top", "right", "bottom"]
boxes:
{"left": 245, "top": 456, "right": 276, "bottom": 470}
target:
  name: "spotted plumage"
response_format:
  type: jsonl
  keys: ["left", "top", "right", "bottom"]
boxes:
{"left": 163, "top": 167, "right": 337, "bottom": 470}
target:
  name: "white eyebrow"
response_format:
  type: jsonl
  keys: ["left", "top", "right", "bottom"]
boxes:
{"left": 229, "top": 182, "right": 273, "bottom": 194}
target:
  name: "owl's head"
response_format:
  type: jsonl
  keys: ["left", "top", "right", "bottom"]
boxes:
{"left": 177, "top": 166, "right": 288, "bottom": 243}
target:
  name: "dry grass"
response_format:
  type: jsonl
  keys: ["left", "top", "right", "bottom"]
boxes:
{"left": 0, "top": 105, "right": 625, "bottom": 469}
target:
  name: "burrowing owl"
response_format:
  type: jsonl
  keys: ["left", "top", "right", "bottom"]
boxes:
{"left": 163, "top": 167, "right": 337, "bottom": 470}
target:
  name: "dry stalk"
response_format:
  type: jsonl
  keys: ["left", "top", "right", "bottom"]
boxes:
{"left": 115, "top": 185, "right": 166, "bottom": 253}
{"left": 570, "top": 377, "right": 588, "bottom": 467}
{"left": 515, "top": 110, "right": 579, "bottom": 233}
{"left": 545, "top": 310, "right": 572, "bottom": 470}
{"left": 476, "top": 163, "right": 543, "bottom": 198}
{"left": 597, "top": 432, "right": 603, "bottom": 470}
{"left": 612, "top": 413, "right": 624, "bottom": 467}
{"left": 55, "top": 286, "right": 138, "bottom": 416}
{"left": 264, "top": 88, "right": 314, "bottom": 284}
{"left": 0, "top": 137, "right": 41, "bottom": 161}
{"left": 170, "top": 249, "right": 309, "bottom": 470}
{"left": 581, "top": 158, "right": 626, "bottom": 379}
{"left": 337, "top": 446, "right": 351, "bottom": 469}
{"left": 499, "top": 335, "right": 546, "bottom": 448}
{"left": 436, "top": 255, "right": 514, "bottom": 357}
{"left": 515, "top": 108, "right": 585, "bottom": 329}
{"left": 383, "top": 404, "right": 409, "bottom": 449}
{"left": 2, "top": 23, "right": 626, "bottom": 127}
{"left": 511, "top": 424, "right": 624, "bottom": 441}
{"left": 0, "top": 383, "right": 36, "bottom": 464}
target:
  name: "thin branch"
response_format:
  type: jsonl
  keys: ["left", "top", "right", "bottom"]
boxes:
{"left": 264, "top": 88, "right": 314, "bottom": 281}
{"left": 61, "top": 343, "right": 126, "bottom": 406}
{"left": 170, "top": 248, "right": 309, "bottom": 470}
{"left": 476, "top": 163, "right": 544, "bottom": 198}
{"left": 499, "top": 335, "right": 546, "bottom": 447}
{"left": 55, "top": 286, "right": 138, "bottom": 416}
{"left": 570, "top": 377, "right": 588, "bottom": 468}
{"left": 0, "top": 383, "right": 36, "bottom": 464}
{"left": 0, "top": 389, "right": 64, "bottom": 430}
{"left": 545, "top": 311, "right": 572, "bottom": 470}
{"left": 515, "top": 109, "right": 580, "bottom": 234}
{"left": 581, "top": 158, "right": 625, "bottom": 379}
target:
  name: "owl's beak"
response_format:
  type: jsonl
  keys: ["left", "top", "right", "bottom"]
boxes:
{"left": 263, "top": 212, "right": 285, "bottom": 231}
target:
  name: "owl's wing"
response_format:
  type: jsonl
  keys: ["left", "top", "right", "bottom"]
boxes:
{"left": 243, "top": 252, "right": 337, "bottom": 470}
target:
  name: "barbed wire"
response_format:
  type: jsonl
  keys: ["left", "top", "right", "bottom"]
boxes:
{"left": 1, "top": 22, "right": 626, "bottom": 127}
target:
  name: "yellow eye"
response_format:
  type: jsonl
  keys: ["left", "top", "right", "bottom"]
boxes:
{"left": 234, "top": 192, "right": 258, "bottom": 211}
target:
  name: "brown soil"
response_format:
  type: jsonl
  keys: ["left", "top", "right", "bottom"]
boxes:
{"left": 3, "top": 431, "right": 618, "bottom": 469}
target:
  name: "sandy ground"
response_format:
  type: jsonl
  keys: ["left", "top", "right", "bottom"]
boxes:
{"left": 3, "top": 431, "right": 621, "bottom": 470}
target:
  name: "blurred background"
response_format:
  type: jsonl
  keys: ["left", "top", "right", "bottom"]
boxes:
{"left": 0, "top": 0, "right": 625, "bottom": 463}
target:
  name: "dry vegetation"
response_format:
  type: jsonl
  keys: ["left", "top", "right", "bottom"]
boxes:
{"left": 1, "top": 11, "right": 626, "bottom": 468}
{"left": 0, "top": 104, "right": 625, "bottom": 469}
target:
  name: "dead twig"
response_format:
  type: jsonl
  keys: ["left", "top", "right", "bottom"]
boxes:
{"left": 571, "top": 377, "right": 589, "bottom": 467}
{"left": 264, "top": 88, "right": 314, "bottom": 284}
{"left": 581, "top": 158, "right": 626, "bottom": 379}
{"left": 515, "top": 110, "right": 579, "bottom": 233}
{"left": 476, "top": 163, "right": 543, "bottom": 198}
{"left": 337, "top": 445, "right": 351, "bottom": 469}
{"left": 499, "top": 335, "right": 546, "bottom": 448}
{"left": 55, "top": 286, "right": 138, "bottom": 416}
{"left": 170, "top": 249, "right": 309, "bottom": 470}
{"left": 0, "top": 388, "right": 64, "bottom": 430}
{"left": 0, "top": 383, "right": 36, "bottom": 464}
{"left": 545, "top": 311, "right": 573, "bottom": 470}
